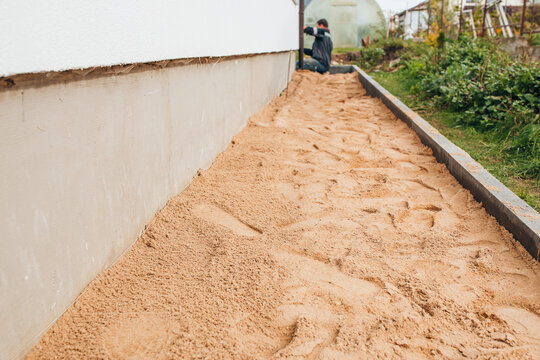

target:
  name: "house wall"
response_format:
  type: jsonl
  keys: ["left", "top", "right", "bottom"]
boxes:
{"left": 0, "top": 0, "right": 298, "bottom": 77}
{"left": 0, "top": 1, "right": 300, "bottom": 358}
{"left": 0, "top": 51, "right": 296, "bottom": 360}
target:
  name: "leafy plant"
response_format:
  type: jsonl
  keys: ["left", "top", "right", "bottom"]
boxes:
{"left": 362, "top": 47, "right": 385, "bottom": 67}
{"left": 403, "top": 36, "right": 540, "bottom": 178}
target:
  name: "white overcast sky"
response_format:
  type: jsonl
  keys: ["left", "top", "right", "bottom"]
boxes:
{"left": 377, "top": 0, "right": 423, "bottom": 16}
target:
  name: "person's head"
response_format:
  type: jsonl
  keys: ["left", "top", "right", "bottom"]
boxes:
{"left": 316, "top": 19, "right": 328, "bottom": 29}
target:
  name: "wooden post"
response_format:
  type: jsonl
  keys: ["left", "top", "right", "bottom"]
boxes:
{"left": 458, "top": 0, "right": 464, "bottom": 35}
{"left": 427, "top": 0, "right": 431, "bottom": 35}
{"left": 520, "top": 0, "right": 527, "bottom": 36}
{"left": 481, "top": 0, "right": 488, "bottom": 37}
{"left": 299, "top": 0, "right": 304, "bottom": 69}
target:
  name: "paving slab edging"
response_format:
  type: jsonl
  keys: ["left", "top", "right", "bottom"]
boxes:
{"left": 333, "top": 65, "right": 540, "bottom": 261}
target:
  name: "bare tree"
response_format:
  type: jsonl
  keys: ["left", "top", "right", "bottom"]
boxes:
{"left": 459, "top": 0, "right": 464, "bottom": 34}
{"left": 441, "top": 0, "right": 445, "bottom": 32}
{"left": 520, "top": 0, "right": 528, "bottom": 36}
{"left": 481, "top": 0, "right": 488, "bottom": 37}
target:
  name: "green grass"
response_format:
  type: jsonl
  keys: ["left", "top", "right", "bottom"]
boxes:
{"left": 531, "top": 34, "right": 540, "bottom": 47}
{"left": 333, "top": 47, "right": 362, "bottom": 54}
{"left": 369, "top": 69, "right": 540, "bottom": 212}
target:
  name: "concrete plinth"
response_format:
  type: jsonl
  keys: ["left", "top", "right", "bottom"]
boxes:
{"left": 0, "top": 51, "right": 295, "bottom": 360}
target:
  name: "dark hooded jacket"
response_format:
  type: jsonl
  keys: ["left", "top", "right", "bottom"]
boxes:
{"left": 304, "top": 27, "right": 333, "bottom": 70}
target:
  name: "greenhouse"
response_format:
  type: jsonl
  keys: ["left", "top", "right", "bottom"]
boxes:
{"left": 305, "top": 0, "right": 386, "bottom": 48}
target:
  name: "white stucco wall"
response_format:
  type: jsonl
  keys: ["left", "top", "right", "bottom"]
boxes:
{"left": 0, "top": 51, "right": 295, "bottom": 360}
{"left": 0, "top": 0, "right": 298, "bottom": 77}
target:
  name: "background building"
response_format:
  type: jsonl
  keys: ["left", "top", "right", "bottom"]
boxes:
{"left": 390, "top": 0, "right": 535, "bottom": 38}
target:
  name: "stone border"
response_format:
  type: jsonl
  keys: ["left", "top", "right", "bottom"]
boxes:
{"left": 330, "top": 65, "right": 539, "bottom": 261}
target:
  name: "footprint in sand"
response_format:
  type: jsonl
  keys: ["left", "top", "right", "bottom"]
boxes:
{"left": 407, "top": 259, "right": 464, "bottom": 283}
{"left": 193, "top": 204, "right": 261, "bottom": 237}
{"left": 384, "top": 148, "right": 409, "bottom": 161}
{"left": 365, "top": 218, "right": 398, "bottom": 241}
{"left": 397, "top": 160, "right": 427, "bottom": 173}
{"left": 395, "top": 209, "right": 435, "bottom": 232}
{"left": 278, "top": 303, "right": 337, "bottom": 326}
{"left": 451, "top": 239, "right": 507, "bottom": 252}
{"left": 273, "top": 317, "right": 332, "bottom": 359}
{"left": 496, "top": 307, "right": 540, "bottom": 341}
{"left": 283, "top": 216, "right": 360, "bottom": 232}
{"left": 277, "top": 183, "right": 302, "bottom": 203}
{"left": 442, "top": 283, "right": 477, "bottom": 306}
{"left": 277, "top": 251, "right": 381, "bottom": 307}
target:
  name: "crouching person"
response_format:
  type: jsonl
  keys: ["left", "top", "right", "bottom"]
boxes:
{"left": 298, "top": 19, "right": 333, "bottom": 74}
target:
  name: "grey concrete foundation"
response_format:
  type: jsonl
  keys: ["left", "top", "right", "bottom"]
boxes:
{"left": 0, "top": 51, "right": 295, "bottom": 360}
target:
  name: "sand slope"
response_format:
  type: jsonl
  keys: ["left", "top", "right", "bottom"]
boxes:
{"left": 27, "top": 71, "right": 540, "bottom": 359}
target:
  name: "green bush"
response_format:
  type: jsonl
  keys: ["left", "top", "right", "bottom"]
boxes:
{"left": 380, "top": 38, "right": 405, "bottom": 59}
{"left": 361, "top": 47, "right": 385, "bottom": 67}
{"left": 532, "top": 34, "right": 540, "bottom": 47}
{"left": 404, "top": 36, "right": 540, "bottom": 178}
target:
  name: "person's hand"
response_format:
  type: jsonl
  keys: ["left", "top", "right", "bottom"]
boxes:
{"left": 303, "top": 26, "right": 306, "bottom": 30}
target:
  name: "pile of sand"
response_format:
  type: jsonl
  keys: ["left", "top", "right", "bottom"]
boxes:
{"left": 28, "top": 71, "right": 540, "bottom": 359}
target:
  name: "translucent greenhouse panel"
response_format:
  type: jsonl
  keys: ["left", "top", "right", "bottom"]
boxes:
{"left": 331, "top": 2, "right": 358, "bottom": 48}
{"left": 356, "top": 0, "right": 386, "bottom": 43}
{"left": 304, "top": 0, "right": 386, "bottom": 48}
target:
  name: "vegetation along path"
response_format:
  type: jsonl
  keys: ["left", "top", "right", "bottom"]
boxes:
{"left": 28, "top": 72, "right": 540, "bottom": 359}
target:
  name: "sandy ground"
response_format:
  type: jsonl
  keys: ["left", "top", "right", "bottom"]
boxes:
{"left": 27, "top": 72, "right": 540, "bottom": 359}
